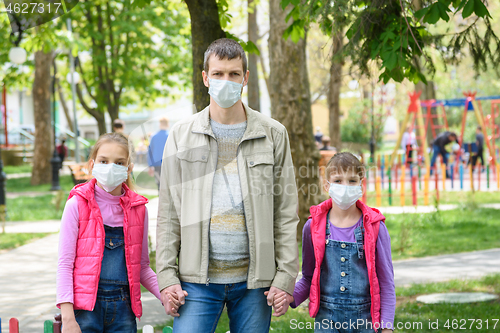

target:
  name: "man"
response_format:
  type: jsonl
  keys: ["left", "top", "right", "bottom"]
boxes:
{"left": 314, "top": 126, "right": 323, "bottom": 144}
{"left": 156, "top": 38, "right": 299, "bottom": 333}
{"left": 320, "top": 136, "right": 336, "bottom": 152}
{"left": 56, "top": 135, "right": 68, "bottom": 169}
{"left": 113, "top": 118, "right": 126, "bottom": 134}
{"left": 430, "top": 131, "right": 459, "bottom": 177}
{"left": 148, "top": 117, "right": 170, "bottom": 189}
{"left": 470, "top": 126, "right": 485, "bottom": 172}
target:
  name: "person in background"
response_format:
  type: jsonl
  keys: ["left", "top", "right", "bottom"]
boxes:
{"left": 147, "top": 117, "right": 170, "bottom": 189}
{"left": 471, "top": 126, "right": 485, "bottom": 172}
{"left": 430, "top": 131, "right": 459, "bottom": 178}
{"left": 113, "top": 119, "right": 126, "bottom": 135}
{"left": 320, "top": 136, "right": 336, "bottom": 152}
{"left": 314, "top": 126, "right": 323, "bottom": 144}
{"left": 401, "top": 127, "right": 418, "bottom": 165}
{"left": 56, "top": 135, "right": 68, "bottom": 169}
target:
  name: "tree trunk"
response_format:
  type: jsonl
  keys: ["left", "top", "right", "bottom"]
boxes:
{"left": 31, "top": 49, "right": 54, "bottom": 185}
{"left": 327, "top": 29, "right": 344, "bottom": 149}
{"left": 247, "top": 0, "right": 260, "bottom": 111}
{"left": 75, "top": 84, "right": 107, "bottom": 136}
{"left": 54, "top": 63, "right": 74, "bottom": 133}
{"left": 184, "top": 0, "right": 225, "bottom": 112}
{"left": 269, "top": 0, "right": 321, "bottom": 240}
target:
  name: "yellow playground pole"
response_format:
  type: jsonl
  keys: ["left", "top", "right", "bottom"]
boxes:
{"left": 424, "top": 169, "right": 429, "bottom": 205}
{"left": 400, "top": 165, "right": 406, "bottom": 206}
{"left": 376, "top": 176, "right": 382, "bottom": 207}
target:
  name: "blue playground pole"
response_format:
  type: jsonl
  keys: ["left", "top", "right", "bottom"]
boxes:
{"left": 459, "top": 164, "right": 464, "bottom": 190}
{"left": 450, "top": 163, "right": 454, "bottom": 189}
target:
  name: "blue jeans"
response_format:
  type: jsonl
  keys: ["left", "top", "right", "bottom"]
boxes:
{"left": 173, "top": 281, "right": 272, "bottom": 333}
{"left": 430, "top": 144, "right": 449, "bottom": 171}
{"left": 74, "top": 285, "right": 137, "bottom": 333}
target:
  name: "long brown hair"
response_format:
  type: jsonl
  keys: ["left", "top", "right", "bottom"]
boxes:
{"left": 87, "top": 132, "right": 135, "bottom": 191}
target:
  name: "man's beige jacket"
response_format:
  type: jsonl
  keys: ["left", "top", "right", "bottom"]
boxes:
{"left": 156, "top": 103, "right": 299, "bottom": 295}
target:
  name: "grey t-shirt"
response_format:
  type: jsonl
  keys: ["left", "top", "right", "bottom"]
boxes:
{"left": 208, "top": 118, "right": 249, "bottom": 284}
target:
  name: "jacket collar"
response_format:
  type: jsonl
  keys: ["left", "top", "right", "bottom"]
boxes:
{"left": 69, "top": 177, "right": 148, "bottom": 207}
{"left": 309, "top": 198, "right": 385, "bottom": 225}
{"left": 191, "top": 102, "right": 267, "bottom": 141}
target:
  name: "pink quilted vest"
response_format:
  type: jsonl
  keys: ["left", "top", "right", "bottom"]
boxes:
{"left": 68, "top": 178, "right": 148, "bottom": 318}
{"left": 308, "top": 198, "right": 383, "bottom": 331}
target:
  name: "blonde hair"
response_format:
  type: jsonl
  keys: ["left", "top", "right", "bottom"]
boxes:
{"left": 87, "top": 132, "right": 135, "bottom": 191}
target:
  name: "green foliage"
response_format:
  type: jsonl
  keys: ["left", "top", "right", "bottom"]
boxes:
{"left": 340, "top": 99, "right": 387, "bottom": 146}
{"left": 280, "top": 0, "right": 497, "bottom": 84}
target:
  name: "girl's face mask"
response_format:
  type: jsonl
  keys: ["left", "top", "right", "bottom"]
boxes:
{"left": 92, "top": 160, "right": 129, "bottom": 192}
{"left": 327, "top": 181, "right": 363, "bottom": 210}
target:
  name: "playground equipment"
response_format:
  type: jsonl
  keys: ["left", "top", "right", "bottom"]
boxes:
{"left": 1, "top": 316, "right": 174, "bottom": 333}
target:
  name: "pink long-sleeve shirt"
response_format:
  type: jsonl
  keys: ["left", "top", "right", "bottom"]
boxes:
{"left": 56, "top": 184, "right": 161, "bottom": 306}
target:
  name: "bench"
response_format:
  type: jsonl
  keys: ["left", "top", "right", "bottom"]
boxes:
{"left": 67, "top": 163, "right": 93, "bottom": 185}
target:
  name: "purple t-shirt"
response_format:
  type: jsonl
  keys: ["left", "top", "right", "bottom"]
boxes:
{"left": 291, "top": 213, "right": 396, "bottom": 330}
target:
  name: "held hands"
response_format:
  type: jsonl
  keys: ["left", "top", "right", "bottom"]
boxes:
{"left": 148, "top": 167, "right": 155, "bottom": 177}
{"left": 160, "top": 284, "right": 188, "bottom": 317}
{"left": 264, "top": 287, "right": 294, "bottom": 317}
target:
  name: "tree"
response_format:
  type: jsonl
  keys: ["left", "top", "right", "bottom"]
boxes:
{"left": 31, "top": 47, "right": 54, "bottom": 185}
{"left": 184, "top": 0, "right": 226, "bottom": 111}
{"left": 70, "top": 0, "right": 191, "bottom": 134}
{"left": 248, "top": 0, "right": 261, "bottom": 110}
{"left": 269, "top": 0, "right": 321, "bottom": 237}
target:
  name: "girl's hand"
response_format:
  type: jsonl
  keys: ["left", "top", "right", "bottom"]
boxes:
{"left": 381, "top": 329, "right": 393, "bottom": 333}
{"left": 62, "top": 318, "right": 81, "bottom": 333}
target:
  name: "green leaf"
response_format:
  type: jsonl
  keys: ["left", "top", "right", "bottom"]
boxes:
{"left": 462, "top": 0, "right": 475, "bottom": 18}
{"left": 384, "top": 52, "right": 398, "bottom": 71}
{"left": 454, "top": 0, "right": 468, "bottom": 12}
{"left": 291, "top": 0, "right": 301, "bottom": 5}
{"left": 281, "top": 0, "right": 291, "bottom": 10}
{"left": 474, "top": 0, "right": 491, "bottom": 18}
{"left": 417, "top": 72, "right": 428, "bottom": 85}
{"left": 437, "top": 2, "right": 451, "bottom": 21}
{"left": 424, "top": 4, "right": 441, "bottom": 24}
{"left": 414, "top": 7, "right": 430, "bottom": 19}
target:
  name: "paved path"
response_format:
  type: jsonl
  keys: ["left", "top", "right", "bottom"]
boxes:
{"left": 1, "top": 198, "right": 499, "bottom": 332}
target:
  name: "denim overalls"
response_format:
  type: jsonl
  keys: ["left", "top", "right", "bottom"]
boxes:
{"left": 314, "top": 212, "right": 375, "bottom": 333}
{"left": 74, "top": 225, "right": 137, "bottom": 332}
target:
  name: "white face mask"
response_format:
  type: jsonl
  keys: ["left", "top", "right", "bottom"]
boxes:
{"left": 328, "top": 183, "right": 363, "bottom": 210}
{"left": 92, "top": 160, "right": 129, "bottom": 192}
{"left": 208, "top": 77, "right": 244, "bottom": 108}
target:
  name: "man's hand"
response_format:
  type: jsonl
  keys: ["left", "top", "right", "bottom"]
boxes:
{"left": 148, "top": 166, "right": 155, "bottom": 177}
{"left": 160, "top": 284, "right": 188, "bottom": 317}
{"left": 264, "top": 287, "right": 294, "bottom": 317}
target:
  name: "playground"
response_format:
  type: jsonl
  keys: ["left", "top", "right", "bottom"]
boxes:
{"left": 359, "top": 92, "right": 500, "bottom": 207}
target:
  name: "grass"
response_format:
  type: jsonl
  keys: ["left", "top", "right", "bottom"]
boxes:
{"left": 0, "top": 232, "right": 50, "bottom": 250}
{"left": 6, "top": 175, "right": 74, "bottom": 193}
{"left": 394, "top": 274, "right": 500, "bottom": 332}
{"left": 7, "top": 193, "right": 67, "bottom": 221}
{"left": 385, "top": 207, "right": 500, "bottom": 260}
{"left": 3, "top": 164, "right": 33, "bottom": 175}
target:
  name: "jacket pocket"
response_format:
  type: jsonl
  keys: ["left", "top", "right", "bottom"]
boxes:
{"left": 246, "top": 152, "right": 274, "bottom": 196}
{"left": 104, "top": 238, "right": 124, "bottom": 250}
{"left": 176, "top": 146, "right": 210, "bottom": 189}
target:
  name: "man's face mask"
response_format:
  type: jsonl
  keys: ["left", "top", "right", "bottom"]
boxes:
{"left": 208, "top": 77, "right": 244, "bottom": 109}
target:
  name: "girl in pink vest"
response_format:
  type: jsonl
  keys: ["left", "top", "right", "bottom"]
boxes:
{"left": 277, "top": 152, "right": 395, "bottom": 332}
{"left": 56, "top": 132, "right": 161, "bottom": 333}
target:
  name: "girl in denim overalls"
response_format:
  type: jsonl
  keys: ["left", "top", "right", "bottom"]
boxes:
{"left": 288, "top": 152, "right": 396, "bottom": 333}
{"left": 56, "top": 133, "right": 162, "bottom": 332}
